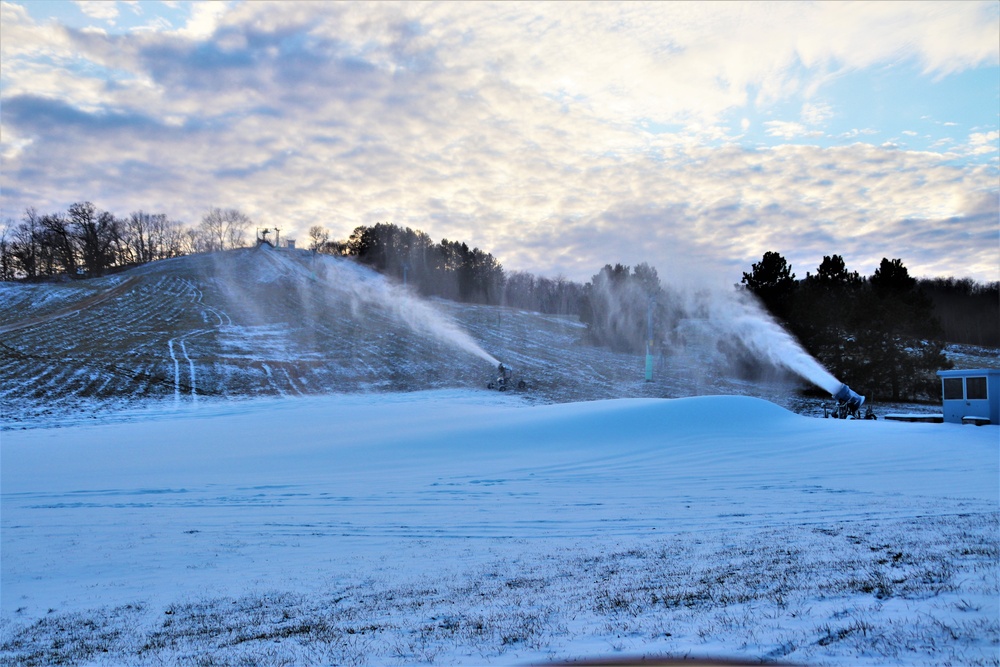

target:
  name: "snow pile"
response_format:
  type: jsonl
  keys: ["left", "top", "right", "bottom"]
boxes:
{"left": 2, "top": 392, "right": 997, "bottom": 665}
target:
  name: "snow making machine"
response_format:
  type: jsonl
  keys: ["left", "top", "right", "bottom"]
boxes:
{"left": 827, "top": 383, "right": 877, "bottom": 420}
{"left": 487, "top": 363, "right": 527, "bottom": 392}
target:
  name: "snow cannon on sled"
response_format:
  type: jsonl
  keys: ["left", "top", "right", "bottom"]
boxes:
{"left": 487, "top": 362, "right": 527, "bottom": 392}
{"left": 828, "top": 383, "right": 876, "bottom": 420}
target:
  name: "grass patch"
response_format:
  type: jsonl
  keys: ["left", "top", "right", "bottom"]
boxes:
{"left": 2, "top": 513, "right": 997, "bottom": 666}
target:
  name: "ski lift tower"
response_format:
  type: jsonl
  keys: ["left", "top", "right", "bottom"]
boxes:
{"left": 256, "top": 228, "right": 273, "bottom": 247}
{"left": 256, "top": 227, "right": 283, "bottom": 248}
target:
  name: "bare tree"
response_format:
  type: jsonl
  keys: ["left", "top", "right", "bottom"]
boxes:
{"left": 125, "top": 211, "right": 154, "bottom": 264}
{"left": 125, "top": 211, "right": 183, "bottom": 263}
{"left": 6, "top": 208, "right": 44, "bottom": 279}
{"left": 160, "top": 218, "right": 188, "bottom": 259}
{"left": 68, "top": 202, "right": 118, "bottom": 277}
{"left": 40, "top": 212, "right": 78, "bottom": 276}
{"left": 308, "top": 225, "right": 330, "bottom": 252}
{"left": 198, "top": 207, "right": 252, "bottom": 252}
{"left": 0, "top": 219, "right": 14, "bottom": 281}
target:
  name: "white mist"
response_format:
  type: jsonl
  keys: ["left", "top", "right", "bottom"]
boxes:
{"left": 671, "top": 285, "right": 842, "bottom": 395}
{"left": 265, "top": 249, "right": 500, "bottom": 366}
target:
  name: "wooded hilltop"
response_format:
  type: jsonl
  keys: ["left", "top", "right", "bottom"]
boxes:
{"left": 3, "top": 204, "right": 996, "bottom": 402}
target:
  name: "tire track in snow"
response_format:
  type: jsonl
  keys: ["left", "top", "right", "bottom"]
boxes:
{"left": 167, "top": 328, "right": 211, "bottom": 402}
{"left": 260, "top": 363, "right": 287, "bottom": 397}
{"left": 165, "top": 279, "right": 227, "bottom": 403}
{"left": 183, "top": 278, "right": 232, "bottom": 327}
{"left": 168, "top": 339, "right": 181, "bottom": 403}
{"left": 179, "top": 339, "right": 197, "bottom": 400}
{"left": 280, "top": 366, "right": 305, "bottom": 395}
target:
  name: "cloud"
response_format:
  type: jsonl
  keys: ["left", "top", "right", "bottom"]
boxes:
{"left": 801, "top": 101, "right": 833, "bottom": 126}
{"left": 74, "top": 1, "right": 118, "bottom": 23}
{"left": 967, "top": 130, "right": 1000, "bottom": 156}
{"left": 1, "top": 1, "right": 73, "bottom": 59}
{"left": 179, "top": 1, "right": 231, "bottom": 39}
{"left": 840, "top": 128, "right": 879, "bottom": 139}
{"left": 1, "top": 1, "right": 997, "bottom": 284}
{"left": 764, "top": 121, "right": 824, "bottom": 140}
{"left": 3, "top": 94, "right": 163, "bottom": 134}
{"left": 797, "top": 1, "right": 999, "bottom": 76}
{"left": 0, "top": 122, "right": 33, "bottom": 161}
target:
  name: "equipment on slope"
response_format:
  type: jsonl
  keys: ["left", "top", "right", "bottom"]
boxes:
{"left": 256, "top": 227, "right": 281, "bottom": 248}
{"left": 487, "top": 362, "right": 528, "bottom": 392}
{"left": 827, "top": 383, "right": 876, "bottom": 420}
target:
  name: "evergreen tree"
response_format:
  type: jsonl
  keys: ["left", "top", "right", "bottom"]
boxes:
{"left": 919, "top": 277, "right": 1000, "bottom": 347}
{"left": 742, "top": 254, "right": 951, "bottom": 402}
{"left": 851, "top": 258, "right": 949, "bottom": 401}
{"left": 741, "top": 251, "right": 797, "bottom": 321}
{"left": 793, "top": 255, "right": 863, "bottom": 386}
{"left": 343, "top": 223, "right": 504, "bottom": 305}
{"left": 581, "top": 263, "right": 665, "bottom": 353}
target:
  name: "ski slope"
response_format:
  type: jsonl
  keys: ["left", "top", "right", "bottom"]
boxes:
{"left": 3, "top": 247, "right": 993, "bottom": 431}
{"left": 2, "top": 391, "right": 997, "bottom": 665}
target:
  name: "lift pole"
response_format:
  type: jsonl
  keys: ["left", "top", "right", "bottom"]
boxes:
{"left": 645, "top": 297, "right": 654, "bottom": 382}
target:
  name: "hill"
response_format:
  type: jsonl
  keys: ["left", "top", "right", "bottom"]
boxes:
{"left": 1, "top": 247, "right": 995, "bottom": 428}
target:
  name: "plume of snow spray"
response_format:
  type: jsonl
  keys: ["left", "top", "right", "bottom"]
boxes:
{"left": 712, "top": 290, "right": 841, "bottom": 394}
{"left": 303, "top": 253, "right": 499, "bottom": 366}
{"left": 580, "top": 260, "right": 843, "bottom": 395}
{"left": 668, "top": 284, "right": 842, "bottom": 395}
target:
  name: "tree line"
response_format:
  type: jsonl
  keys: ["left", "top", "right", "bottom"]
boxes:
{"left": 0, "top": 207, "right": 587, "bottom": 315}
{"left": 307, "top": 222, "right": 586, "bottom": 312}
{"left": 578, "top": 253, "right": 996, "bottom": 402}
{"left": 740, "top": 251, "right": 999, "bottom": 402}
{"left": 0, "top": 204, "right": 252, "bottom": 280}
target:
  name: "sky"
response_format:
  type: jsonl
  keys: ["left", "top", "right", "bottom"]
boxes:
{"left": 1, "top": 1, "right": 998, "bottom": 284}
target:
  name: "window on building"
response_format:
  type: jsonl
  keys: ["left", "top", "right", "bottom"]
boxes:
{"left": 966, "top": 376, "right": 988, "bottom": 400}
{"left": 943, "top": 377, "right": 964, "bottom": 400}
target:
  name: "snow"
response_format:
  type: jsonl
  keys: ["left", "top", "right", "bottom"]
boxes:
{"left": 2, "top": 391, "right": 997, "bottom": 665}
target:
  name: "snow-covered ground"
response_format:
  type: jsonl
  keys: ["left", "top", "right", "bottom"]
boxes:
{"left": 2, "top": 390, "right": 997, "bottom": 666}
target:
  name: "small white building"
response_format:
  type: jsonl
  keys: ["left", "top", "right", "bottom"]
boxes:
{"left": 937, "top": 368, "right": 1000, "bottom": 425}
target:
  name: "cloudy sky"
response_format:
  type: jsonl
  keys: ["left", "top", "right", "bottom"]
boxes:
{"left": 2, "top": 1, "right": 998, "bottom": 284}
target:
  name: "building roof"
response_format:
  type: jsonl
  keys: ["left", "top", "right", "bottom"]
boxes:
{"left": 936, "top": 368, "right": 1000, "bottom": 377}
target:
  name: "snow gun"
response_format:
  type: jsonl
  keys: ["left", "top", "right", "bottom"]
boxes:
{"left": 486, "top": 362, "right": 528, "bottom": 392}
{"left": 829, "top": 383, "right": 875, "bottom": 420}
{"left": 833, "top": 383, "right": 864, "bottom": 412}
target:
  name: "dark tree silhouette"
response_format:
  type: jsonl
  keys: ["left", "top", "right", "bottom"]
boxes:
{"left": 40, "top": 212, "right": 78, "bottom": 277}
{"left": 68, "top": 202, "right": 119, "bottom": 277}
{"left": 870, "top": 257, "right": 916, "bottom": 294}
{"left": 581, "top": 263, "right": 666, "bottom": 353}
{"left": 741, "top": 251, "right": 797, "bottom": 321}
{"left": 919, "top": 277, "right": 999, "bottom": 347}
{"left": 342, "top": 223, "right": 504, "bottom": 305}
{"left": 746, "top": 253, "right": 951, "bottom": 402}
{"left": 855, "top": 258, "right": 948, "bottom": 401}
